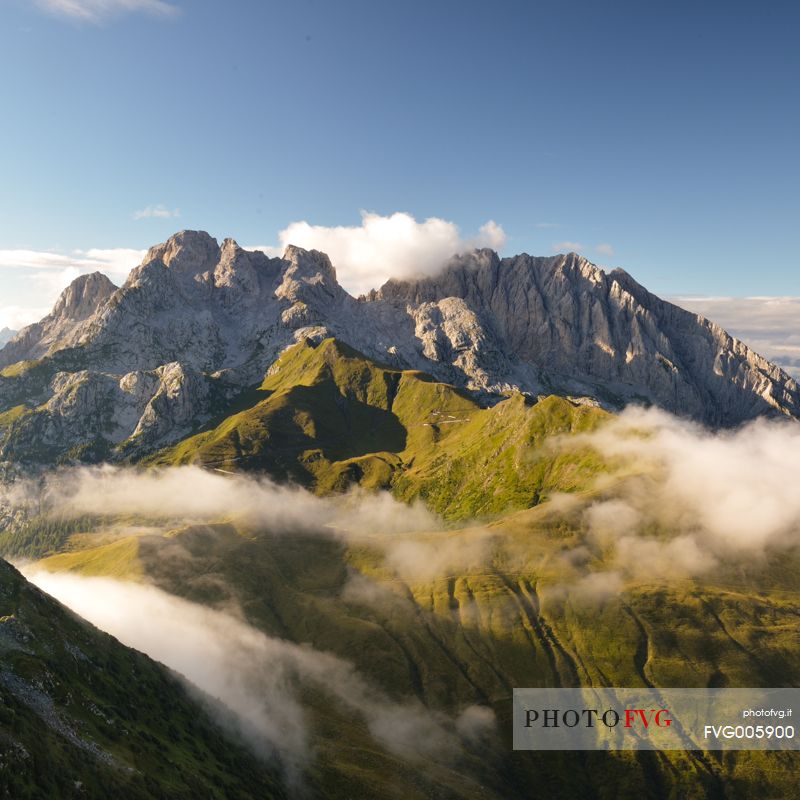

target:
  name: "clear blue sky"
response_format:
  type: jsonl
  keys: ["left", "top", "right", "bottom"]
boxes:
{"left": 1, "top": 0, "right": 798, "bottom": 311}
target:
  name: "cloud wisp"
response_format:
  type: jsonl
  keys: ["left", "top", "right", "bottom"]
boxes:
{"left": 36, "top": 0, "right": 180, "bottom": 23}
{"left": 552, "top": 240, "right": 585, "bottom": 253}
{"left": 0, "top": 248, "right": 144, "bottom": 275}
{"left": 253, "top": 211, "right": 506, "bottom": 296}
{"left": 28, "top": 465, "right": 442, "bottom": 539}
{"left": 551, "top": 241, "right": 616, "bottom": 259}
{"left": 10, "top": 465, "right": 497, "bottom": 587}
{"left": 0, "top": 247, "right": 143, "bottom": 329}
{"left": 22, "top": 569, "right": 495, "bottom": 780}
{"left": 133, "top": 204, "right": 181, "bottom": 220}
{"left": 595, "top": 242, "right": 614, "bottom": 257}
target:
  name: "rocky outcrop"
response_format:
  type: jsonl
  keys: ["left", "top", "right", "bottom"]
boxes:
{"left": 0, "top": 230, "right": 797, "bottom": 463}
{"left": 0, "top": 273, "right": 117, "bottom": 369}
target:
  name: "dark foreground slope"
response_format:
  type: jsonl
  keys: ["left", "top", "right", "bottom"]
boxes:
{"left": 0, "top": 559, "right": 286, "bottom": 800}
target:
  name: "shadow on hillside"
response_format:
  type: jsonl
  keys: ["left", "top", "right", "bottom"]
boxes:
{"left": 130, "top": 525, "right": 800, "bottom": 799}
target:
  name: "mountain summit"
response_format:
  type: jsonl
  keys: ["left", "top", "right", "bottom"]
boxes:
{"left": 0, "top": 272, "right": 117, "bottom": 369}
{"left": 0, "top": 230, "right": 797, "bottom": 462}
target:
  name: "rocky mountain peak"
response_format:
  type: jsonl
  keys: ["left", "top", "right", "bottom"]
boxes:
{"left": 50, "top": 271, "right": 118, "bottom": 322}
{"left": 282, "top": 245, "right": 338, "bottom": 281}
{"left": 143, "top": 230, "right": 221, "bottom": 276}
{"left": 0, "top": 271, "right": 117, "bottom": 369}
{"left": 557, "top": 251, "right": 609, "bottom": 284}
{"left": 212, "top": 237, "right": 263, "bottom": 295}
{"left": 276, "top": 246, "right": 343, "bottom": 306}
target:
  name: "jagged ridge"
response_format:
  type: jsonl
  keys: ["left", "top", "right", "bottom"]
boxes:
{"left": 0, "top": 230, "right": 797, "bottom": 465}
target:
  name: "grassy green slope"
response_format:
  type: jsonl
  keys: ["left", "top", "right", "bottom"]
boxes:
{"left": 35, "top": 507, "right": 800, "bottom": 800}
{"left": 151, "top": 338, "right": 609, "bottom": 519}
{"left": 0, "top": 559, "right": 286, "bottom": 800}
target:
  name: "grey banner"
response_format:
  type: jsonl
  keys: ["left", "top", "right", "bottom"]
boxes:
{"left": 513, "top": 688, "right": 799, "bottom": 750}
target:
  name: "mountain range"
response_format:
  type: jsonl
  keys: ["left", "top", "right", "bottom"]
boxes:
{"left": 0, "top": 232, "right": 798, "bottom": 799}
{"left": 0, "top": 230, "right": 797, "bottom": 468}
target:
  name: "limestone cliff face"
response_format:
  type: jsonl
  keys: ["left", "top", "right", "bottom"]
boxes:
{"left": 0, "top": 230, "right": 796, "bottom": 463}
{"left": 375, "top": 250, "right": 800, "bottom": 424}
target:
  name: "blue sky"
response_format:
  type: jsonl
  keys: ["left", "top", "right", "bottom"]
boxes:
{"left": 1, "top": 0, "right": 798, "bottom": 330}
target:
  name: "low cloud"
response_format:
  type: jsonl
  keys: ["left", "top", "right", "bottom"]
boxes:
{"left": 454, "top": 705, "right": 497, "bottom": 745}
{"left": 383, "top": 530, "right": 493, "bottom": 583}
{"left": 671, "top": 295, "right": 800, "bottom": 379}
{"left": 15, "top": 466, "right": 506, "bottom": 589}
{"left": 569, "top": 570, "right": 624, "bottom": 603}
{"left": 546, "top": 407, "right": 800, "bottom": 598}
{"left": 9, "top": 404, "right": 800, "bottom": 612}
{"left": 134, "top": 204, "right": 181, "bottom": 220}
{"left": 22, "top": 570, "right": 492, "bottom": 780}
{"left": 595, "top": 242, "right": 614, "bottom": 257}
{"left": 29, "top": 465, "right": 442, "bottom": 540}
{"left": 36, "top": 0, "right": 180, "bottom": 22}
{"left": 253, "top": 211, "right": 506, "bottom": 296}
{"left": 10, "top": 467, "right": 497, "bottom": 775}
{"left": 581, "top": 406, "right": 800, "bottom": 554}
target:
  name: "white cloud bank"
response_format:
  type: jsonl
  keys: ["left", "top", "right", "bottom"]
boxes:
{"left": 546, "top": 406, "right": 800, "bottom": 600}
{"left": 586, "top": 407, "right": 800, "bottom": 555}
{"left": 36, "top": 0, "right": 179, "bottom": 22}
{"left": 30, "top": 465, "right": 442, "bottom": 538}
{"left": 11, "top": 464, "right": 498, "bottom": 585}
{"left": 0, "top": 305, "right": 49, "bottom": 332}
{"left": 16, "top": 401, "right": 800, "bottom": 597}
{"left": 254, "top": 211, "right": 506, "bottom": 296}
